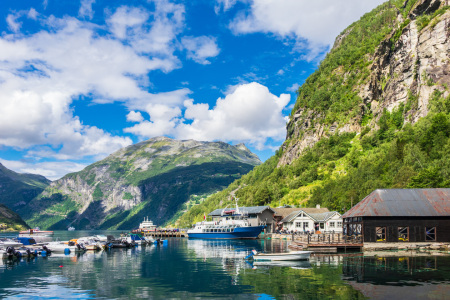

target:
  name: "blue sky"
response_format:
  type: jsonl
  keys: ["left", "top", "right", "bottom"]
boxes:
{"left": 0, "top": 0, "right": 384, "bottom": 180}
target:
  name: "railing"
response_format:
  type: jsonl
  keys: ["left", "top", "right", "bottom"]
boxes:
{"left": 293, "top": 233, "right": 363, "bottom": 245}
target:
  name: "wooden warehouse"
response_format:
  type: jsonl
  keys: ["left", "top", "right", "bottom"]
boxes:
{"left": 342, "top": 189, "right": 450, "bottom": 243}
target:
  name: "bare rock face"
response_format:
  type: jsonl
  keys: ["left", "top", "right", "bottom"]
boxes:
{"left": 279, "top": 1, "right": 450, "bottom": 166}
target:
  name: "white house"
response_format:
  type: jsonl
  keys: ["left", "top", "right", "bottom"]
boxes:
{"left": 280, "top": 209, "right": 343, "bottom": 233}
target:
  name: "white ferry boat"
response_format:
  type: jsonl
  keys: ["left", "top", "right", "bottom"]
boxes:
{"left": 187, "top": 202, "right": 265, "bottom": 239}
{"left": 138, "top": 217, "right": 157, "bottom": 231}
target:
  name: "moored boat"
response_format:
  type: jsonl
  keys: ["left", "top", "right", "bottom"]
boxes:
{"left": 138, "top": 217, "right": 157, "bottom": 231}
{"left": 248, "top": 250, "right": 312, "bottom": 261}
{"left": 19, "top": 227, "right": 54, "bottom": 237}
{"left": 187, "top": 200, "right": 265, "bottom": 239}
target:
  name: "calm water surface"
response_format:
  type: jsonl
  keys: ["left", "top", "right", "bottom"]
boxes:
{"left": 1, "top": 231, "right": 450, "bottom": 299}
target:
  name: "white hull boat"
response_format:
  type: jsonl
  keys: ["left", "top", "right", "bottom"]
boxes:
{"left": 45, "top": 242, "right": 85, "bottom": 253}
{"left": 250, "top": 250, "right": 312, "bottom": 261}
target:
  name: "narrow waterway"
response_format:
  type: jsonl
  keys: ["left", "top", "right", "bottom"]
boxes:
{"left": 1, "top": 231, "right": 449, "bottom": 299}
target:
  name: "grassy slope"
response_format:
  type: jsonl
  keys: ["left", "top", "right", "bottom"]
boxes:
{"left": 0, "top": 204, "right": 29, "bottom": 230}
{"left": 177, "top": 0, "right": 450, "bottom": 226}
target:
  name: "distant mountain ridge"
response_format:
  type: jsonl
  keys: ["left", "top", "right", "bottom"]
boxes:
{"left": 21, "top": 137, "right": 261, "bottom": 230}
{"left": 0, "top": 163, "right": 50, "bottom": 209}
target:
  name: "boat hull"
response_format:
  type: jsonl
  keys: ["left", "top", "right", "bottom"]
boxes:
{"left": 188, "top": 226, "right": 264, "bottom": 239}
{"left": 252, "top": 251, "right": 312, "bottom": 261}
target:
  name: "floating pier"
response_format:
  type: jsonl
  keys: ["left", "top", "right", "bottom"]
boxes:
{"left": 132, "top": 230, "right": 188, "bottom": 238}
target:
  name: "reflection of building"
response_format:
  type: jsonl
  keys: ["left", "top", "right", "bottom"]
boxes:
{"left": 343, "top": 189, "right": 450, "bottom": 243}
{"left": 279, "top": 207, "right": 343, "bottom": 233}
{"left": 209, "top": 206, "right": 276, "bottom": 232}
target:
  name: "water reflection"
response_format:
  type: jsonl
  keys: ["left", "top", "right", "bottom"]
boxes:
{"left": 342, "top": 254, "right": 450, "bottom": 299}
{"left": 1, "top": 233, "right": 450, "bottom": 299}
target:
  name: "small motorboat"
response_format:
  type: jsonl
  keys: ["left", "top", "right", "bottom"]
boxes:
{"left": 0, "top": 238, "right": 24, "bottom": 248}
{"left": 248, "top": 250, "right": 312, "bottom": 261}
{"left": 68, "top": 226, "right": 75, "bottom": 231}
{"left": 45, "top": 242, "right": 86, "bottom": 253}
{"left": 19, "top": 227, "right": 54, "bottom": 237}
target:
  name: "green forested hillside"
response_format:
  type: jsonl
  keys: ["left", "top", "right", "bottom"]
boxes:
{"left": 0, "top": 163, "right": 50, "bottom": 211}
{"left": 0, "top": 204, "right": 29, "bottom": 231}
{"left": 177, "top": 0, "right": 450, "bottom": 227}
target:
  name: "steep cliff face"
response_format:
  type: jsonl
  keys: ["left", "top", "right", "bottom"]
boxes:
{"left": 22, "top": 137, "right": 261, "bottom": 229}
{"left": 279, "top": 0, "right": 450, "bottom": 166}
{"left": 179, "top": 0, "right": 450, "bottom": 224}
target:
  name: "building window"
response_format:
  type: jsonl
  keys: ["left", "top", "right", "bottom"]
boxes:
{"left": 295, "top": 222, "right": 302, "bottom": 228}
{"left": 320, "top": 223, "right": 324, "bottom": 229}
{"left": 329, "top": 222, "right": 335, "bottom": 228}
{"left": 398, "top": 227, "right": 409, "bottom": 242}
{"left": 376, "top": 227, "right": 386, "bottom": 242}
{"left": 303, "top": 222, "right": 309, "bottom": 228}
{"left": 337, "top": 221, "right": 342, "bottom": 227}
{"left": 426, "top": 227, "right": 436, "bottom": 241}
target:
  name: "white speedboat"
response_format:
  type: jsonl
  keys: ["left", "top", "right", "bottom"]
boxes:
{"left": 68, "top": 226, "right": 75, "bottom": 231}
{"left": 0, "top": 238, "right": 23, "bottom": 248}
{"left": 249, "top": 250, "right": 312, "bottom": 261}
{"left": 45, "top": 242, "right": 86, "bottom": 253}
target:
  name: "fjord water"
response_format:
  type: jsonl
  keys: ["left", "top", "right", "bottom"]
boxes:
{"left": 1, "top": 231, "right": 450, "bottom": 299}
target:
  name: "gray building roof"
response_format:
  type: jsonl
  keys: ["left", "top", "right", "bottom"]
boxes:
{"left": 281, "top": 210, "right": 340, "bottom": 223}
{"left": 342, "top": 188, "right": 450, "bottom": 218}
{"left": 274, "top": 207, "right": 330, "bottom": 218}
{"left": 208, "top": 206, "right": 275, "bottom": 216}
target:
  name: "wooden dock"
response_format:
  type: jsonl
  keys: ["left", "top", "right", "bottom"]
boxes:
{"left": 289, "top": 233, "right": 363, "bottom": 252}
{"left": 132, "top": 230, "right": 188, "bottom": 238}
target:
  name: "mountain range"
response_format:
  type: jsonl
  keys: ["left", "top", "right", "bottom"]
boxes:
{"left": 15, "top": 137, "right": 261, "bottom": 230}
{"left": 2, "top": 0, "right": 449, "bottom": 231}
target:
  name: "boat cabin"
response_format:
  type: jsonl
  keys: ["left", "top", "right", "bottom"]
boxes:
{"left": 208, "top": 206, "right": 276, "bottom": 232}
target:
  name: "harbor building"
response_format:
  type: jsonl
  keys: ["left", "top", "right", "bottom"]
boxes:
{"left": 280, "top": 208, "right": 343, "bottom": 234}
{"left": 208, "top": 206, "right": 276, "bottom": 233}
{"left": 342, "top": 189, "right": 450, "bottom": 243}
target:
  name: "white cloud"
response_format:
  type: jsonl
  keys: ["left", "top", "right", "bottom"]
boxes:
{"left": 0, "top": 158, "right": 87, "bottom": 181}
{"left": 125, "top": 82, "right": 290, "bottom": 150}
{"left": 127, "top": 111, "right": 144, "bottom": 122}
{"left": 214, "top": 0, "right": 240, "bottom": 14}
{"left": 181, "top": 36, "right": 220, "bottom": 64}
{"left": 179, "top": 82, "right": 290, "bottom": 149}
{"left": 227, "top": 0, "right": 385, "bottom": 58}
{"left": 107, "top": 1, "right": 185, "bottom": 60}
{"left": 0, "top": 2, "right": 190, "bottom": 164}
{"left": 287, "top": 83, "right": 299, "bottom": 93}
{"left": 6, "top": 13, "right": 22, "bottom": 32}
{"left": 125, "top": 104, "right": 182, "bottom": 137}
{"left": 79, "top": 0, "right": 96, "bottom": 19}
{"left": 28, "top": 8, "right": 39, "bottom": 20}
{"left": 107, "top": 6, "right": 149, "bottom": 39}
